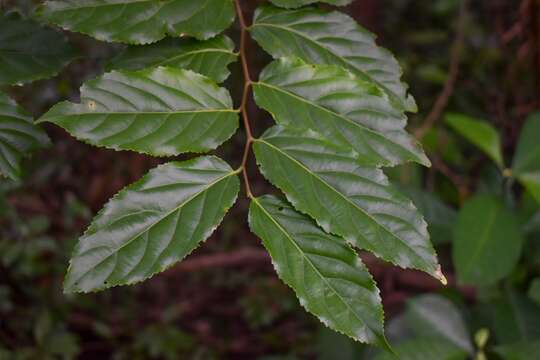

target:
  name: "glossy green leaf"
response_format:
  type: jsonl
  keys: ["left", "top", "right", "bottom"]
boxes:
{"left": 512, "top": 112, "right": 540, "bottom": 203}
{"left": 398, "top": 187, "right": 457, "bottom": 245}
{"left": 270, "top": 0, "right": 352, "bottom": 8}
{"left": 250, "top": 5, "right": 416, "bottom": 112}
{"left": 453, "top": 195, "right": 523, "bottom": 286}
{"left": 39, "top": 0, "right": 235, "bottom": 44}
{"left": 406, "top": 295, "right": 473, "bottom": 353}
{"left": 374, "top": 338, "right": 467, "bottom": 360}
{"left": 249, "top": 195, "right": 387, "bottom": 347}
{"left": 0, "top": 14, "right": 76, "bottom": 85}
{"left": 64, "top": 156, "right": 240, "bottom": 293}
{"left": 253, "top": 58, "right": 429, "bottom": 167}
{"left": 0, "top": 92, "right": 50, "bottom": 180}
{"left": 253, "top": 126, "right": 441, "bottom": 279}
{"left": 493, "top": 291, "right": 540, "bottom": 344}
{"left": 445, "top": 113, "right": 503, "bottom": 167}
{"left": 107, "top": 35, "right": 237, "bottom": 83}
{"left": 39, "top": 66, "right": 239, "bottom": 156}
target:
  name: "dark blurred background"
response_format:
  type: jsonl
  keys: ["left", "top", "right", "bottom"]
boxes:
{"left": 1, "top": 0, "right": 538, "bottom": 359}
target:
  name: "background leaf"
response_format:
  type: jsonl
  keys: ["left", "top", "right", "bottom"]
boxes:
{"left": 64, "top": 156, "right": 240, "bottom": 293}
{"left": 0, "top": 92, "right": 50, "bottom": 180}
{"left": 253, "top": 126, "right": 440, "bottom": 278}
{"left": 0, "top": 14, "right": 76, "bottom": 85}
{"left": 39, "top": 66, "right": 239, "bottom": 156}
{"left": 405, "top": 294, "right": 473, "bottom": 353}
{"left": 107, "top": 35, "right": 237, "bottom": 83}
{"left": 253, "top": 58, "right": 429, "bottom": 166}
{"left": 512, "top": 112, "right": 540, "bottom": 202}
{"left": 250, "top": 5, "right": 416, "bottom": 112}
{"left": 495, "top": 340, "right": 540, "bottom": 360}
{"left": 452, "top": 195, "right": 523, "bottom": 286}
{"left": 493, "top": 291, "right": 540, "bottom": 344}
{"left": 39, "top": 0, "right": 235, "bottom": 44}
{"left": 269, "top": 0, "right": 352, "bottom": 8}
{"left": 445, "top": 113, "right": 503, "bottom": 167}
{"left": 373, "top": 338, "right": 467, "bottom": 360}
{"left": 248, "top": 195, "right": 387, "bottom": 347}
{"left": 398, "top": 187, "right": 457, "bottom": 245}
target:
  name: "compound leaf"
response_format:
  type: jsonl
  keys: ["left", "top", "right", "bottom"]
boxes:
{"left": 512, "top": 112, "right": 540, "bottom": 203}
{"left": 0, "top": 14, "right": 76, "bottom": 85}
{"left": 253, "top": 58, "right": 429, "bottom": 167}
{"left": 253, "top": 126, "right": 441, "bottom": 279}
{"left": 0, "top": 92, "right": 50, "bottom": 180}
{"left": 446, "top": 113, "right": 503, "bottom": 167}
{"left": 453, "top": 195, "right": 523, "bottom": 286}
{"left": 250, "top": 5, "right": 416, "bottom": 112}
{"left": 269, "top": 0, "right": 352, "bottom": 8}
{"left": 39, "top": 0, "right": 235, "bottom": 44}
{"left": 249, "top": 195, "right": 387, "bottom": 347}
{"left": 64, "top": 156, "right": 240, "bottom": 293}
{"left": 107, "top": 35, "right": 237, "bottom": 83}
{"left": 39, "top": 66, "right": 239, "bottom": 156}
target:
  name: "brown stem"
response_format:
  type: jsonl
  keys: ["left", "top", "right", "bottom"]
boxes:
{"left": 414, "top": 0, "right": 468, "bottom": 139}
{"left": 234, "top": 0, "right": 254, "bottom": 199}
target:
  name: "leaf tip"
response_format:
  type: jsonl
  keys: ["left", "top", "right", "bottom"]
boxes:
{"left": 435, "top": 265, "right": 448, "bottom": 286}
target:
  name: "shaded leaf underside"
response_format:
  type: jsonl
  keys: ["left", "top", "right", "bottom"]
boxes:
{"left": 0, "top": 14, "right": 76, "bottom": 85}
{"left": 0, "top": 92, "right": 50, "bottom": 180}
{"left": 107, "top": 35, "right": 237, "bottom": 83}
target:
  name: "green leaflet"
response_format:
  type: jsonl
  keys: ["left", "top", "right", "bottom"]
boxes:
{"left": 249, "top": 195, "right": 386, "bottom": 347}
{"left": 512, "top": 112, "right": 540, "bottom": 203}
{"left": 445, "top": 113, "right": 503, "bottom": 167}
{"left": 270, "top": 0, "right": 352, "bottom": 8}
{"left": 39, "top": 66, "right": 239, "bottom": 156}
{"left": 253, "top": 126, "right": 441, "bottom": 279}
{"left": 253, "top": 58, "right": 429, "bottom": 167}
{"left": 0, "top": 92, "right": 50, "bottom": 180}
{"left": 250, "top": 5, "right": 416, "bottom": 112}
{"left": 64, "top": 156, "right": 240, "bottom": 293}
{"left": 452, "top": 195, "right": 523, "bottom": 286}
{"left": 39, "top": 0, "right": 235, "bottom": 44}
{"left": 0, "top": 14, "right": 76, "bottom": 85}
{"left": 107, "top": 35, "right": 238, "bottom": 83}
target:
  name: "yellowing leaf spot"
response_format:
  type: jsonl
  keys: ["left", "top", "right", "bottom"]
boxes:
{"left": 87, "top": 101, "right": 96, "bottom": 111}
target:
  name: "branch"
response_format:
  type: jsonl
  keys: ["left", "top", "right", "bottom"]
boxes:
{"left": 414, "top": 0, "right": 469, "bottom": 139}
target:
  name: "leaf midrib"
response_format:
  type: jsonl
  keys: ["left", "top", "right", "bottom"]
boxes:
{"left": 41, "top": 108, "right": 239, "bottom": 123}
{"left": 253, "top": 197, "right": 381, "bottom": 340}
{"left": 256, "top": 138, "right": 430, "bottom": 270}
